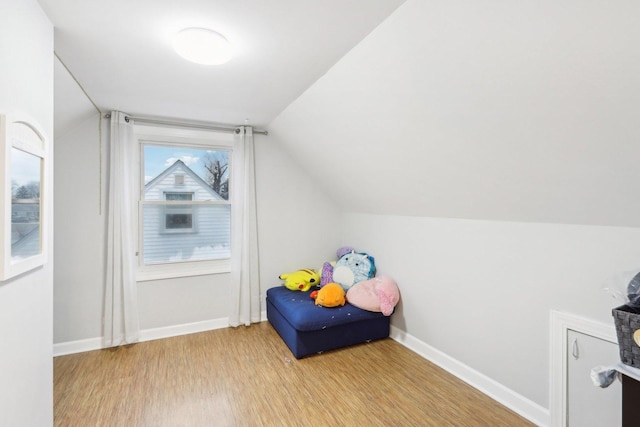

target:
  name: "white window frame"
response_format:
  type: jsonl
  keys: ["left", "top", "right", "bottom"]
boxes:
{"left": 133, "top": 123, "right": 234, "bottom": 282}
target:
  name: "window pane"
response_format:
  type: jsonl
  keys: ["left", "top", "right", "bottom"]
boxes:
{"left": 141, "top": 144, "right": 231, "bottom": 267}
{"left": 142, "top": 204, "right": 230, "bottom": 264}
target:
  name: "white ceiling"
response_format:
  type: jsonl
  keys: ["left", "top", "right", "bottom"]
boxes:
{"left": 39, "top": 0, "right": 406, "bottom": 131}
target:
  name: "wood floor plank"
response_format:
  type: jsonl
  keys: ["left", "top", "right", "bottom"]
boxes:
{"left": 54, "top": 322, "right": 534, "bottom": 426}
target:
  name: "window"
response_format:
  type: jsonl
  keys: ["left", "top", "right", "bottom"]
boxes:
{"left": 134, "top": 124, "right": 234, "bottom": 281}
{"left": 164, "top": 192, "right": 193, "bottom": 231}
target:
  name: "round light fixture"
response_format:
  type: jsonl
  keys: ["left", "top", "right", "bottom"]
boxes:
{"left": 173, "top": 27, "right": 233, "bottom": 65}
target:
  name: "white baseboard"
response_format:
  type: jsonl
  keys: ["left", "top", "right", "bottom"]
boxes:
{"left": 390, "top": 325, "right": 550, "bottom": 427}
{"left": 53, "top": 336, "right": 104, "bottom": 357}
{"left": 139, "top": 318, "right": 229, "bottom": 343}
{"left": 53, "top": 318, "right": 230, "bottom": 357}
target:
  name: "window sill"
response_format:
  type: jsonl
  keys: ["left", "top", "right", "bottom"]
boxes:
{"left": 136, "top": 260, "right": 230, "bottom": 282}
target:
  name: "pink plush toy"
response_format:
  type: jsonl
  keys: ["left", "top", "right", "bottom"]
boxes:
{"left": 346, "top": 275, "right": 400, "bottom": 316}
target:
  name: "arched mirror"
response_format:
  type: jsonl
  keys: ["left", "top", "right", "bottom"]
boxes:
{"left": 0, "top": 114, "right": 48, "bottom": 280}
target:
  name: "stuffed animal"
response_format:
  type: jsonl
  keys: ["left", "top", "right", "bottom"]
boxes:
{"left": 346, "top": 275, "right": 399, "bottom": 316}
{"left": 279, "top": 269, "right": 320, "bottom": 292}
{"left": 313, "top": 282, "right": 346, "bottom": 307}
{"left": 320, "top": 246, "right": 354, "bottom": 287}
{"left": 322, "top": 248, "right": 376, "bottom": 291}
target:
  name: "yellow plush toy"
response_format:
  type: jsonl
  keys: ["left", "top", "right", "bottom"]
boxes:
{"left": 314, "top": 283, "right": 346, "bottom": 307}
{"left": 279, "top": 269, "right": 320, "bottom": 292}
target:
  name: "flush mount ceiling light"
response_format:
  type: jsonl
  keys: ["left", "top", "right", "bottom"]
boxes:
{"left": 173, "top": 27, "right": 233, "bottom": 65}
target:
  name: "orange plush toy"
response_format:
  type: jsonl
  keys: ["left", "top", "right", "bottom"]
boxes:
{"left": 312, "top": 283, "right": 346, "bottom": 307}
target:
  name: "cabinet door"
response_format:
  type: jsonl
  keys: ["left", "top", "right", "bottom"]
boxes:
{"left": 567, "top": 330, "right": 621, "bottom": 427}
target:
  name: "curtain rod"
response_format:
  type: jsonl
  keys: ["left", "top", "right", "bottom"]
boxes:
{"left": 104, "top": 113, "right": 268, "bottom": 135}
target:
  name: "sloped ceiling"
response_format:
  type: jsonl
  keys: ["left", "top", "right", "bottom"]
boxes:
{"left": 39, "top": 0, "right": 406, "bottom": 128}
{"left": 268, "top": 0, "right": 640, "bottom": 227}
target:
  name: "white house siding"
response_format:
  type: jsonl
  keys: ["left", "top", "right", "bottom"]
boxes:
{"left": 142, "top": 204, "right": 230, "bottom": 263}
{"left": 143, "top": 162, "right": 230, "bottom": 264}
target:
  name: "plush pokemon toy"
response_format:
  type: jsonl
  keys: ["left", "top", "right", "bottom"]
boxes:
{"left": 279, "top": 269, "right": 320, "bottom": 292}
{"left": 321, "top": 249, "right": 376, "bottom": 291}
{"left": 312, "top": 283, "right": 346, "bottom": 307}
{"left": 346, "top": 275, "right": 399, "bottom": 316}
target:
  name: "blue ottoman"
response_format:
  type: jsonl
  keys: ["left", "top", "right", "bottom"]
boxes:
{"left": 266, "top": 286, "right": 390, "bottom": 358}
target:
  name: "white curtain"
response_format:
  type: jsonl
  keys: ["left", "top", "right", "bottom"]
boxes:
{"left": 104, "top": 111, "right": 140, "bottom": 346}
{"left": 229, "top": 126, "right": 261, "bottom": 326}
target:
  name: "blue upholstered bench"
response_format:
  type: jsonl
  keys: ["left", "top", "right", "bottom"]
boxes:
{"left": 266, "top": 286, "right": 390, "bottom": 358}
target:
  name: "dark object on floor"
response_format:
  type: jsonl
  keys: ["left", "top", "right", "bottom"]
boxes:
{"left": 266, "top": 286, "right": 390, "bottom": 358}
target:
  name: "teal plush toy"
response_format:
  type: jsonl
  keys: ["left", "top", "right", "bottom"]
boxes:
{"left": 321, "top": 249, "right": 375, "bottom": 291}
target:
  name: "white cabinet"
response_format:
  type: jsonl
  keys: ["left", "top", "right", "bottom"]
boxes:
{"left": 567, "top": 330, "right": 621, "bottom": 427}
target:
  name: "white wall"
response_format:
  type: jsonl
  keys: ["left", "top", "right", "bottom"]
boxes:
{"left": 341, "top": 213, "right": 640, "bottom": 409}
{"left": 266, "top": 0, "right": 640, "bottom": 421}
{"left": 54, "top": 113, "right": 103, "bottom": 343}
{"left": 255, "top": 136, "right": 342, "bottom": 290}
{"left": 0, "top": 0, "right": 54, "bottom": 425}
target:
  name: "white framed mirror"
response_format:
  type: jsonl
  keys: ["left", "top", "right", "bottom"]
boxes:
{"left": 0, "top": 114, "right": 48, "bottom": 281}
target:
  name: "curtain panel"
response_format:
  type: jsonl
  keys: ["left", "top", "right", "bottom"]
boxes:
{"left": 104, "top": 111, "right": 140, "bottom": 346}
{"left": 229, "top": 126, "right": 261, "bottom": 326}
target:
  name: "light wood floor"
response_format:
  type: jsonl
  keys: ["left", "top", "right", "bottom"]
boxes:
{"left": 54, "top": 322, "right": 534, "bottom": 426}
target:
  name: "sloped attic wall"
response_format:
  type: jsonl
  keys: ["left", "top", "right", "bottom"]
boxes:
{"left": 267, "top": 0, "right": 640, "bottom": 421}
{"left": 269, "top": 0, "right": 640, "bottom": 227}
